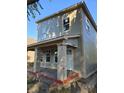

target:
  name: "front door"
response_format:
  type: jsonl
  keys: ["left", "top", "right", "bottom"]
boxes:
{"left": 67, "top": 48, "right": 74, "bottom": 70}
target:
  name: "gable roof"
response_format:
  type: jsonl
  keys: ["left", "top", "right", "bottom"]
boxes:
{"left": 36, "top": 1, "right": 97, "bottom": 31}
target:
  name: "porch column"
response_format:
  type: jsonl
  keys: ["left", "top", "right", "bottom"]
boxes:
{"left": 57, "top": 44, "right": 67, "bottom": 81}
{"left": 33, "top": 47, "right": 40, "bottom": 72}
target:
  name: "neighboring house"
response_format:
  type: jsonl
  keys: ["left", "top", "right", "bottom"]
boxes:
{"left": 27, "top": 1, "right": 97, "bottom": 92}
{"left": 27, "top": 37, "right": 36, "bottom": 63}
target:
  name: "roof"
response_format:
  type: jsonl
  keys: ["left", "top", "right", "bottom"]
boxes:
{"left": 27, "top": 35, "right": 80, "bottom": 50}
{"left": 36, "top": 1, "right": 97, "bottom": 31}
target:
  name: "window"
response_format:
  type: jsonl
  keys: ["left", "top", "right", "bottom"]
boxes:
{"left": 40, "top": 56, "right": 43, "bottom": 62}
{"left": 63, "top": 17, "right": 70, "bottom": 31}
{"left": 54, "top": 50, "right": 58, "bottom": 62}
{"left": 67, "top": 49, "right": 72, "bottom": 55}
{"left": 46, "top": 50, "right": 50, "bottom": 62}
{"left": 86, "top": 18, "right": 90, "bottom": 31}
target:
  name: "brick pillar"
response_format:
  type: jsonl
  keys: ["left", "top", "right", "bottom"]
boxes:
{"left": 57, "top": 44, "right": 67, "bottom": 81}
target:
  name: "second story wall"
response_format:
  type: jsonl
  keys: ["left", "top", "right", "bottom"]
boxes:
{"left": 82, "top": 10, "right": 97, "bottom": 77}
{"left": 37, "top": 15, "right": 62, "bottom": 41}
{"left": 37, "top": 8, "right": 82, "bottom": 42}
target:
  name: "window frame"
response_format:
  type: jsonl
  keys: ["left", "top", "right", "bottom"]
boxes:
{"left": 45, "top": 50, "right": 51, "bottom": 62}
{"left": 86, "top": 17, "right": 90, "bottom": 31}
{"left": 63, "top": 17, "right": 70, "bottom": 32}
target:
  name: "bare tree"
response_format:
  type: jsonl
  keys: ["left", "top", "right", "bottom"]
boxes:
{"left": 27, "top": 0, "right": 43, "bottom": 20}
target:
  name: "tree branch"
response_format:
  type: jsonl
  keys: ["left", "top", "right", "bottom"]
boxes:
{"left": 27, "top": 0, "right": 39, "bottom": 5}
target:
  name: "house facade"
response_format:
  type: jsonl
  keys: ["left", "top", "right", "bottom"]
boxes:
{"left": 27, "top": 1, "right": 97, "bottom": 86}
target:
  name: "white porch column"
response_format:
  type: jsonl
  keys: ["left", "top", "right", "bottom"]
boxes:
{"left": 33, "top": 47, "right": 40, "bottom": 72}
{"left": 57, "top": 44, "right": 67, "bottom": 81}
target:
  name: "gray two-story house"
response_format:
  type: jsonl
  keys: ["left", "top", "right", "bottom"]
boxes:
{"left": 27, "top": 1, "right": 97, "bottom": 87}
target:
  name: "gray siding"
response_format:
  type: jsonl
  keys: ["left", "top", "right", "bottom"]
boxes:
{"left": 37, "top": 8, "right": 82, "bottom": 42}
{"left": 73, "top": 37, "right": 84, "bottom": 74}
{"left": 37, "top": 15, "right": 62, "bottom": 41}
{"left": 82, "top": 10, "right": 97, "bottom": 77}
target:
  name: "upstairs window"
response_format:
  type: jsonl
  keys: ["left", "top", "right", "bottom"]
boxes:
{"left": 86, "top": 18, "right": 90, "bottom": 31}
{"left": 63, "top": 17, "right": 70, "bottom": 31}
{"left": 46, "top": 50, "right": 51, "bottom": 62}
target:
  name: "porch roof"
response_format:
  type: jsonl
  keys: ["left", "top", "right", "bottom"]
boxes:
{"left": 27, "top": 35, "right": 80, "bottom": 51}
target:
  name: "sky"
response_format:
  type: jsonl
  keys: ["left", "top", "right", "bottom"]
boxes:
{"left": 27, "top": 0, "right": 97, "bottom": 40}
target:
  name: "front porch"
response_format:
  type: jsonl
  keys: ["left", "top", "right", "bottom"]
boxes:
{"left": 27, "top": 35, "right": 80, "bottom": 81}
